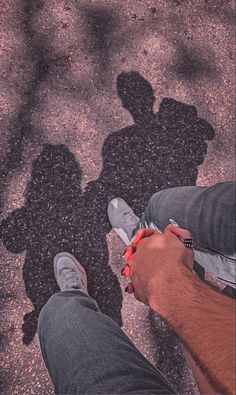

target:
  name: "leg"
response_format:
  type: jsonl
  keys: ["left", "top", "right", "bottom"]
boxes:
{"left": 140, "top": 182, "right": 236, "bottom": 287}
{"left": 108, "top": 183, "right": 235, "bottom": 395}
{"left": 38, "top": 252, "right": 174, "bottom": 394}
{"left": 38, "top": 291, "right": 174, "bottom": 394}
{"left": 108, "top": 182, "right": 235, "bottom": 287}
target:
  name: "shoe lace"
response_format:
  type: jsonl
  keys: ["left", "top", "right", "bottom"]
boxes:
{"left": 60, "top": 268, "right": 83, "bottom": 289}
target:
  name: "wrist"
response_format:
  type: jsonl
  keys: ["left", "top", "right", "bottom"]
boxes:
{"left": 148, "top": 262, "right": 195, "bottom": 322}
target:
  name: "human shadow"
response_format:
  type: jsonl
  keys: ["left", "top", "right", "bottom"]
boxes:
{"left": 82, "top": 71, "right": 215, "bottom": 391}
{"left": 85, "top": 71, "right": 215, "bottom": 217}
{"left": 0, "top": 144, "right": 123, "bottom": 345}
{"left": 1, "top": 71, "right": 215, "bottom": 345}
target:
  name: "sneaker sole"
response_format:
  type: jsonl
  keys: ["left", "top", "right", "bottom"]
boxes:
{"left": 53, "top": 252, "right": 88, "bottom": 289}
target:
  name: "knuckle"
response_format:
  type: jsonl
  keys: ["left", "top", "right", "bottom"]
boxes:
{"left": 181, "top": 229, "right": 192, "bottom": 237}
{"left": 164, "top": 224, "right": 173, "bottom": 232}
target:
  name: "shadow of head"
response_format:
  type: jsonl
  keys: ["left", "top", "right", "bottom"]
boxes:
{"left": 0, "top": 144, "right": 84, "bottom": 344}
{"left": 1, "top": 144, "right": 83, "bottom": 252}
{"left": 100, "top": 71, "right": 215, "bottom": 216}
{"left": 117, "top": 71, "right": 155, "bottom": 123}
{"left": 28, "top": 144, "right": 83, "bottom": 205}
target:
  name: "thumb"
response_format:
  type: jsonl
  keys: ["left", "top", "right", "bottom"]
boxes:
{"left": 164, "top": 224, "right": 194, "bottom": 269}
{"left": 164, "top": 223, "right": 192, "bottom": 238}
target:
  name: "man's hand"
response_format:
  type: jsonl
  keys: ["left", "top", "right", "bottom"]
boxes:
{"left": 127, "top": 225, "right": 194, "bottom": 307}
{"left": 125, "top": 225, "right": 236, "bottom": 395}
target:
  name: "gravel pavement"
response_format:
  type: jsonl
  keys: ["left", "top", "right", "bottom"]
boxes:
{"left": 0, "top": 1, "right": 235, "bottom": 394}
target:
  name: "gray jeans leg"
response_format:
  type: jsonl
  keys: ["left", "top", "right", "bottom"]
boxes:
{"left": 38, "top": 291, "right": 175, "bottom": 395}
{"left": 140, "top": 181, "right": 236, "bottom": 287}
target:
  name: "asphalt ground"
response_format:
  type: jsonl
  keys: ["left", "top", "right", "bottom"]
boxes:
{"left": 0, "top": 1, "right": 235, "bottom": 394}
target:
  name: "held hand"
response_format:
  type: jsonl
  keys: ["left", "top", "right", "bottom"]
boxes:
{"left": 126, "top": 225, "right": 194, "bottom": 306}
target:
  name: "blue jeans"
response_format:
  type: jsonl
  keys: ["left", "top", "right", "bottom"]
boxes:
{"left": 140, "top": 181, "right": 236, "bottom": 290}
{"left": 38, "top": 291, "right": 175, "bottom": 394}
{"left": 38, "top": 181, "right": 235, "bottom": 394}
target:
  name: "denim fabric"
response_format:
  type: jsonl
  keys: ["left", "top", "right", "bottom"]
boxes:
{"left": 38, "top": 181, "right": 235, "bottom": 394}
{"left": 140, "top": 181, "right": 236, "bottom": 287}
{"left": 38, "top": 291, "right": 175, "bottom": 395}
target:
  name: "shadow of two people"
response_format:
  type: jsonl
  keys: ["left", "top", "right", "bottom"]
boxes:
{"left": 0, "top": 71, "right": 215, "bottom": 345}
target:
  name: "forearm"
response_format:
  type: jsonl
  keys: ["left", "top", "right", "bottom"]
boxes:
{"left": 149, "top": 266, "right": 236, "bottom": 395}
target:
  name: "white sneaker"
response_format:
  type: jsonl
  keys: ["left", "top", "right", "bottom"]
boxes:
{"left": 54, "top": 252, "right": 88, "bottom": 293}
{"left": 108, "top": 198, "right": 140, "bottom": 245}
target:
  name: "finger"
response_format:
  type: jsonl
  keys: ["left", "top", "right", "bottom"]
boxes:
{"left": 121, "top": 264, "right": 130, "bottom": 277}
{"left": 123, "top": 244, "right": 136, "bottom": 261}
{"left": 132, "top": 228, "right": 156, "bottom": 244}
{"left": 125, "top": 282, "right": 134, "bottom": 294}
{"left": 164, "top": 223, "right": 192, "bottom": 238}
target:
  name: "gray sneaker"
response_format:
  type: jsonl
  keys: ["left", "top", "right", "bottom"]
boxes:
{"left": 54, "top": 252, "right": 88, "bottom": 293}
{"left": 108, "top": 198, "right": 140, "bottom": 245}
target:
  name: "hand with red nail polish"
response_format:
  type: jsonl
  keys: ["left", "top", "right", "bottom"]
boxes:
{"left": 121, "top": 264, "right": 130, "bottom": 277}
{"left": 123, "top": 244, "right": 136, "bottom": 261}
{"left": 122, "top": 244, "right": 136, "bottom": 278}
{"left": 123, "top": 226, "right": 236, "bottom": 395}
{"left": 132, "top": 228, "right": 155, "bottom": 245}
{"left": 128, "top": 226, "right": 193, "bottom": 305}
{"left": 122, "top": 229, "right": 156, "bottom": 292}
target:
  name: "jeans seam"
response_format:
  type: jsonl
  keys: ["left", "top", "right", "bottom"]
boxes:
{"left": 194, "top": 245, "right": 236, "bottom": 263}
